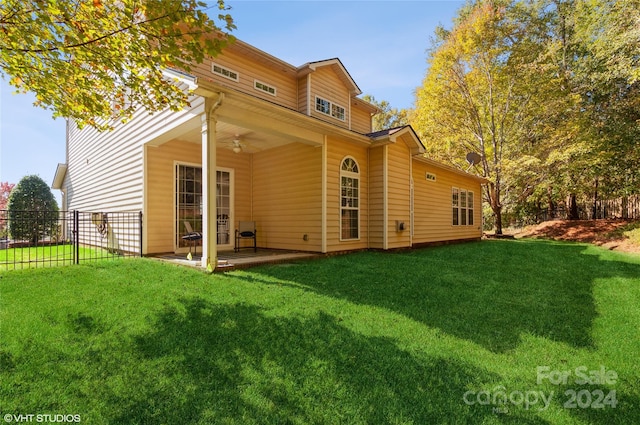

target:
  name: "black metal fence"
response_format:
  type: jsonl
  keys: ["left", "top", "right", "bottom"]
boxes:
{"left": 0, "top": 210, "right": 142, "bottom": 271}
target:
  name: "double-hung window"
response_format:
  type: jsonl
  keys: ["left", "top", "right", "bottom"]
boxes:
{"left": 467, "top": 191, "right": 474, "bottom": 225}
{"left": 452, "top": 188, "right": 474, "bottom": 226}
{"left": 452, "top": 188, "right": 460, "bottom": 226}
{"left": 460, "top": 189, "right": 468, "bottom": 225}
{"left": 340, "top": 157, "right": 359, "bottom": 239}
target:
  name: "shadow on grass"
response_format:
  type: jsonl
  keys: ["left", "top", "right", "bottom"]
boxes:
{"left": 102, "top": 297, "right": 549, "bottom": 424}
{"left": 244, "top": 240, "right": 640, "bottom": 353}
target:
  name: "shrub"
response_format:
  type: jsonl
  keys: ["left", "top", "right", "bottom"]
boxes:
{"left": 7, "top": 175, "right": 59, "bottom": 244}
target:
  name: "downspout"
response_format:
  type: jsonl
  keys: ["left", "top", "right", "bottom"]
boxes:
{"left": 348, "top": 91, "right": 352, "bottom": 131}
{"left": 250, "top": 153, "right": 254, "bottom": 220}
{"left": 321, "top": 135, "right": 327, "bottom": 253}
{"left": 367, "top": 147, "right": 370, "bottom": 249}
{"left": 383, "top": 145, "right": 388, "bottom": 250}
{"left": 409, "top": 150, "right": 413, "bottom": 247}
{"left": 307, "top": 74, "right": 312, "bottom": 116}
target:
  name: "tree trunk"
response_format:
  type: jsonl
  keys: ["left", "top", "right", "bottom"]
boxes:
{"left": 591, "top": 178, "right": 599, "bottom": 219}
{"left": 547, "top": 186, "right": 555, "bottom": 220}
{"left": 490, "top": 182, "right": 503, "bottom": 235}
{"left": 568, "top": 193, "right": 579, "bottom": 220}
{"left": 536, "top": 201, "right": 542, "bottom": 223}
{"left": 494, "top": 208, "right": 503, "bottom": 235}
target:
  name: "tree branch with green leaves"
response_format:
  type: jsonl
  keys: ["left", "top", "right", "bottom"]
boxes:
{"left": 0, "top": 0, "right": 235, "bottom": 130}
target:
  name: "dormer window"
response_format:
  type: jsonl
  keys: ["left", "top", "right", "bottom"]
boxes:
{"left": 316, "top": 97, "right": 330, "bottom": 115}
{"left": 331, "top": 104, "right": 345, "bottom": 120}
{"left": 316, "top": 96, "right": 345, "bottom": 121}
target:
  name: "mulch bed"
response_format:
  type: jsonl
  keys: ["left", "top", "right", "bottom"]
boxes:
{"left": 509, "top": 219, "right": 640, "bottom": 254}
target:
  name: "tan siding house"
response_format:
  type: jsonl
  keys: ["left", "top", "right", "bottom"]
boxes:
{"left": 368, "top": 146, "right": 385, "bottom": 249}
{"left": 325, "top": 137, "right": 369, "bottom": 253}
{"left": 54, "top": 38, "right": 486, "bottom": 269}
{"left": 412, "top": 157, "right": 484, "bottom": 244}
{"left": 252, "top": 142, "right": 323, "bottom": 251}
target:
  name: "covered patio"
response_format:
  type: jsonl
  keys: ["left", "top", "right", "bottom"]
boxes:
{"left": 155, "top": 248, "right": 321, "bottom": 271}
{"left": 142, "top": 62, "right": 376, "bottom": 270}
{"left": 144, "top": 86, "right": 337, "bottom": 270}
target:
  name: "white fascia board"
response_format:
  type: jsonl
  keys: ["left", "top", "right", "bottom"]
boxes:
{"left": 162, "top": 68, "right": 198, "bottom": 91}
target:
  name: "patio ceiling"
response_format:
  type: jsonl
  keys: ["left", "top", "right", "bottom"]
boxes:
{"left": 144, "top": 109, "right": 304, "bottom": 154}
{"left": 176, "top": 121, "right": 291, "bottom": 154}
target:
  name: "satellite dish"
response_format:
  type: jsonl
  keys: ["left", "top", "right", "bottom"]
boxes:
{"left": 466, "top": 152, "right": 482, "bottom": 166}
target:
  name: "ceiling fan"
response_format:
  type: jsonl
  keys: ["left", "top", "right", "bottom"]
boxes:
{"left": 231, "top": 136, "right": 244, "bottom": 154}
{"left": 221, "top": 133, "right": 259, "bottom": 154}
{"left": 218, "top": 134, "right": 247, "bottom": 153}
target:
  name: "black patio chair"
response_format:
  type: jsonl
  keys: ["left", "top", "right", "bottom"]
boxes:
{"left": 182, "top": 221, "right": 202, "bottom": 255}
{"left": 235, "top": 221, "right": 257, "bottom": 252}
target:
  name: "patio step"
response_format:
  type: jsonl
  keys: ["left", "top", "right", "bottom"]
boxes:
{"left": 216, "top": 259, "right": 235, "bottom": 271}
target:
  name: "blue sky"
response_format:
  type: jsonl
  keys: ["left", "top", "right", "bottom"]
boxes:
{"left": 0, "top": 0, "right": 464, "bottom": 196}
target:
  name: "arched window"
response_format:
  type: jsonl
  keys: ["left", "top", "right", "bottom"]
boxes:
{"left": 340, "top": 157, "right": 359, "bottom": 240}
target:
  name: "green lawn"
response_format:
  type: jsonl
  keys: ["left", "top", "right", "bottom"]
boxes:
{"left": 1, "top": 239, "right": 639, "bottom": 424}
{"left": 607, "top": 221, "right": 640, "bottom": 245}
{"left": 0, "top": 245, "right": 114, "bottom": 271}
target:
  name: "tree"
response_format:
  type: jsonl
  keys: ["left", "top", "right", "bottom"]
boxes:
{"left": 0, "top": 182, "right": 14, "bottom": 210}
{"left": 0, "top": 0, "right": 235, "bottom": 130}
{"left": 0, "top": 182, "right": 15, "bottom": 238}
{"left": 7, "top": 175, "right": 59, "bottom": 244}
{"left": 413, "top": 1, "right": 542, "bottom": 234}
{"left": 571, "top": 0, "right": 640, "bottom": 202}
{"left": 362, "top": 95, "right": 410, "bottom": 131}
{"left": 518, "top": 0, "right": 640, "bottom": 220}
{"left": 413, "top": 0, "right": 640, "bottom": 229}
{"left": 504, "top": 0, "right": 592, "bottom": 221}
{"left": 573, "top": 0, "right": 640, "bottom": 85}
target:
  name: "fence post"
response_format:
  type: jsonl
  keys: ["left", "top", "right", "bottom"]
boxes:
{"left": 73, "top": 210, "right": 79, "bottom": 264}
{"left": 139, "top": 211, "right": 143, "bottom": 257}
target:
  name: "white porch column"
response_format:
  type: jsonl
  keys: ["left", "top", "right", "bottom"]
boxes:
{"left": 201, "top": 97, "right": 220, "bottom": 270}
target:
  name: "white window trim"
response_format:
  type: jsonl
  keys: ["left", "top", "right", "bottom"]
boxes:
{"left": 254, "top": 80, "right": 277, "bottom": 96}
{"left": 467, "top": 191, "right": 475, "bottom": 226}
{"left": 452, "top": 187, "right": 459, "bottom": 226}
{"left": 460, "top": 189, "right": 468, "bottom": 226}
{"left": 211, "top": 63, "right": 239, "bottom": 82}
{"left": 452, "top": 187, "right": 474, "bottom": 226}
{"left": 340, "top": 156, "right": 360, "bottom": 241}
{"left": 174, "top": 161, "right": 203, "bottom": 253}
{"left": 316, "top": 96, "right": 330, "bottom": 115}
{"left": 331, "top": 103, "right": 345, "bottom": 121}
{"left": 315, "top": 96, "right": 346, "bottom": 122}
{"left": 215, "top": 167, "right": 235, "bottom": 250}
